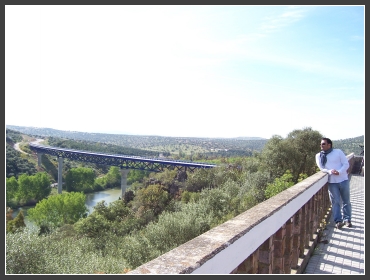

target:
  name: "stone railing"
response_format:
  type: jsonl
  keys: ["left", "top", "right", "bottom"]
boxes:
{"left": 128, "top": 153, "right": 356, "bottom": 274}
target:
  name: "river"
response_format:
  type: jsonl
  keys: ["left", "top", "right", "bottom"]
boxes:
{"left": 84, "top": 188, "right": 122, "bottom": 214}
{"left": 11, "top": 188, "right": 123, "bottom": 228}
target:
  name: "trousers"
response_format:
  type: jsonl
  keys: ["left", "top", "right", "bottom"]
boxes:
{"left": 328, "top": 180, "right": 351, "bottom": 223}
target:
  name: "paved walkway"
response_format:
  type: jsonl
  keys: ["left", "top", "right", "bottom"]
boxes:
{"left": 304, "top": 174, "right": 365, "bottom": 274}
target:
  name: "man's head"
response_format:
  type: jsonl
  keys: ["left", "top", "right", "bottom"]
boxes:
{"left": 320, "top": 137, "right": 332, "bottom": 151}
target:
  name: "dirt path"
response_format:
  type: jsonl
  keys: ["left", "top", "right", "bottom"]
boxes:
{"left": 13, "top": 142, "right": 27, "bottom": 154}
{"left": 13, "top": 138, "right": 44, "bottom": 154}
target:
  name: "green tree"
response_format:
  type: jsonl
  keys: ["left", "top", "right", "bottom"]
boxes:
{"left": 127, "top": 169, "right": 149, "bottom": 185}
{"left": 28, "top": 192, "right": 88, "bottom": 228}
{"left": 259, "top": 127, "right": 322, "bottom": 183}
{"left": 17, "top": 173, "right": 34, "bottom": 204}
{"left": 285, "top": 127, "right": 323, "bottom": 181}
{"left": 30, "top": 172, "right": 51, "bottom": 201}
{"left": 94, "top": 166, "right": 126, "bottom": 190}
{"left": 104, "top": 166, "right": 121, "bottom": 188}
{"left": 6, "top": 173, "right": 51, "bottom": 206}
{"left": 6, "top": 176, "right": 18, "bottom": 206}
{"left": 65, "top": 167, "right": 96, "bottom": 192}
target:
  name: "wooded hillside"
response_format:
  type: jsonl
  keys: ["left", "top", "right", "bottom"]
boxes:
{"left": 6, "top": 125, "right": 364, "bottom": 157}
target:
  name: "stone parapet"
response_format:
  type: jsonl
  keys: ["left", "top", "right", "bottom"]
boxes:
{"left": 127, "top": 153, "right": 355, "bottom": 274}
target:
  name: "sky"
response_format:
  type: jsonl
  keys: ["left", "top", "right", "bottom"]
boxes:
{"left": 5, "top": 5, "right": 365, "bottom": 140}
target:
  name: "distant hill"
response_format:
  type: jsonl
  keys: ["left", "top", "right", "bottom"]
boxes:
{"left": 332, "top": 135, "right": 364, "bottom": 156}
{"left": 6, "top": 125, "right": 268, "bottom": 157}
{"left": 234, "top": 136, "right": 267, "bottom": 140}
{"left": 5, "top": 125, "right": 266, "bottom": 141}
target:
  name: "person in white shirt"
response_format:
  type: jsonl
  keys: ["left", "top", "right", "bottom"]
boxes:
{"left": 315, "top": 137, "right": 352, "bottom": 229}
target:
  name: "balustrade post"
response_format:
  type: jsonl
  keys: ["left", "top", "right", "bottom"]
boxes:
{"left": 320, "top": 184, "right": 331, "bottom": 230}
{"left": 300, "top": 204, "right": 308, "bottom": 258}
{"left": 258, "top": 236, "right": 274, "bottom": 273}
{"left": 234, "top": 249, "right": 258, "bottom": 274}
{"left": 317, "top": 189, "right": 323, "bottom": 222}
{"left": 291, "top": 210, "right": 301, "bottom": 268}
{"left": 324, "top": 184, "right": 330, "bottom": 215}
{"left": 284, "top": 218, "right": 293, "bottom": 273}
{"left": 308, "top": 197, "right": 314, "bottom": 239}
{"left": 313, "top": 191, "right": 321, "bottom": 233}
{"left": 250, "top": 250, "right": 259, "bottom": 274}
{"left": 272, "top": 225, "right": 286, "bottom": 273}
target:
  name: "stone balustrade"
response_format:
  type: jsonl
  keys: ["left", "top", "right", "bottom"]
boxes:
{"left": 128, "top": 153, "right": 356, "bottom": 274}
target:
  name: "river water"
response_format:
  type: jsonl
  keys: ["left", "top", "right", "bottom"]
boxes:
{"left": 11, "top": 188, "right": 123, "bottom": 228}
{"left": 84, "top": 188, "right": 122, "bottom": 214}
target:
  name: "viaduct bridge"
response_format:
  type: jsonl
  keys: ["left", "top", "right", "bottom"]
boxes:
{"left": 29, "top": 142, "right": 216, "bottom": 198}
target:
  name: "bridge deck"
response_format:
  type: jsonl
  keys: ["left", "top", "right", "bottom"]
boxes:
{"left": 304, "top": 174, "right": 364, "bottom": 274}
{"left": 29, "top": 142, "right": 216, "bottom": 172}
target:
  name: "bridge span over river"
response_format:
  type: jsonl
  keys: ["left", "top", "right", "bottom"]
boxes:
{"left": 29, "top": 142, "right": 216, "bottom": 197}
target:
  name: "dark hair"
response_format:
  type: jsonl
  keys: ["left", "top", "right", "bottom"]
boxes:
{"left": 322, "top": 137, "right": 333, "bottom": 147}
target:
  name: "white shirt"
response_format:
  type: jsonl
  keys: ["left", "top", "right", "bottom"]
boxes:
{"left": 315, "top": 148, "right": 349, "bottom": 183}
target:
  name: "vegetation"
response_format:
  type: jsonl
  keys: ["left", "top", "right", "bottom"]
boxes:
{"left": 332, "top": 135, "right": 364, "bottom": 156}
{"left": 65, "top": 167, "right": 96, "bottom": 193}
{"left": 6, "top": 142, "right": 37, "bottom": 179}
{"left": 5, "top": 126, "right": 364, "bottom": 274}
{"left": 6, "top": 207, "right": 26, "bottom": 234}
{"left": 6, "top": 172, "right": 51, "bottom": 208}
{"left": 258, "top": 127, "right": 322, "bottom": 182}
{"left": 264, "top": 170, "right": 307, "bottom": 199}
{"left": 47, "top": 136, "right": 160, "bottom": 157}
{"left": 6, "top": 128, "right": 23, "bottom": 143}
{"left": 6, "top": 226, "right": 129, "bottom": 274}
{"left": 6, "top": 129, "right": 39, "bottom": 177}
{"left": 27, "top": 192, "right": 88, "bottom": 230}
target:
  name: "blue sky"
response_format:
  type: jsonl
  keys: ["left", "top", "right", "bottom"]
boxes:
{"left": 5, "top": 5, "right": 364, "bottom": 140}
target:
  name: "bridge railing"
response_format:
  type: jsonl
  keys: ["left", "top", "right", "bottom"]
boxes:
{"left": 127, "top": 153, "right": 356, "bottom": 274}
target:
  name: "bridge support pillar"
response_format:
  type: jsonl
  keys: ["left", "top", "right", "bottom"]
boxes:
{"left": 58, "top": 157, "right": 63, "bottom": 194}
{"left": 120, "top": 168, "right": 130, "bottom": 199}
{"left": 37, "top": 153, "right": 43, "bottom": 167}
